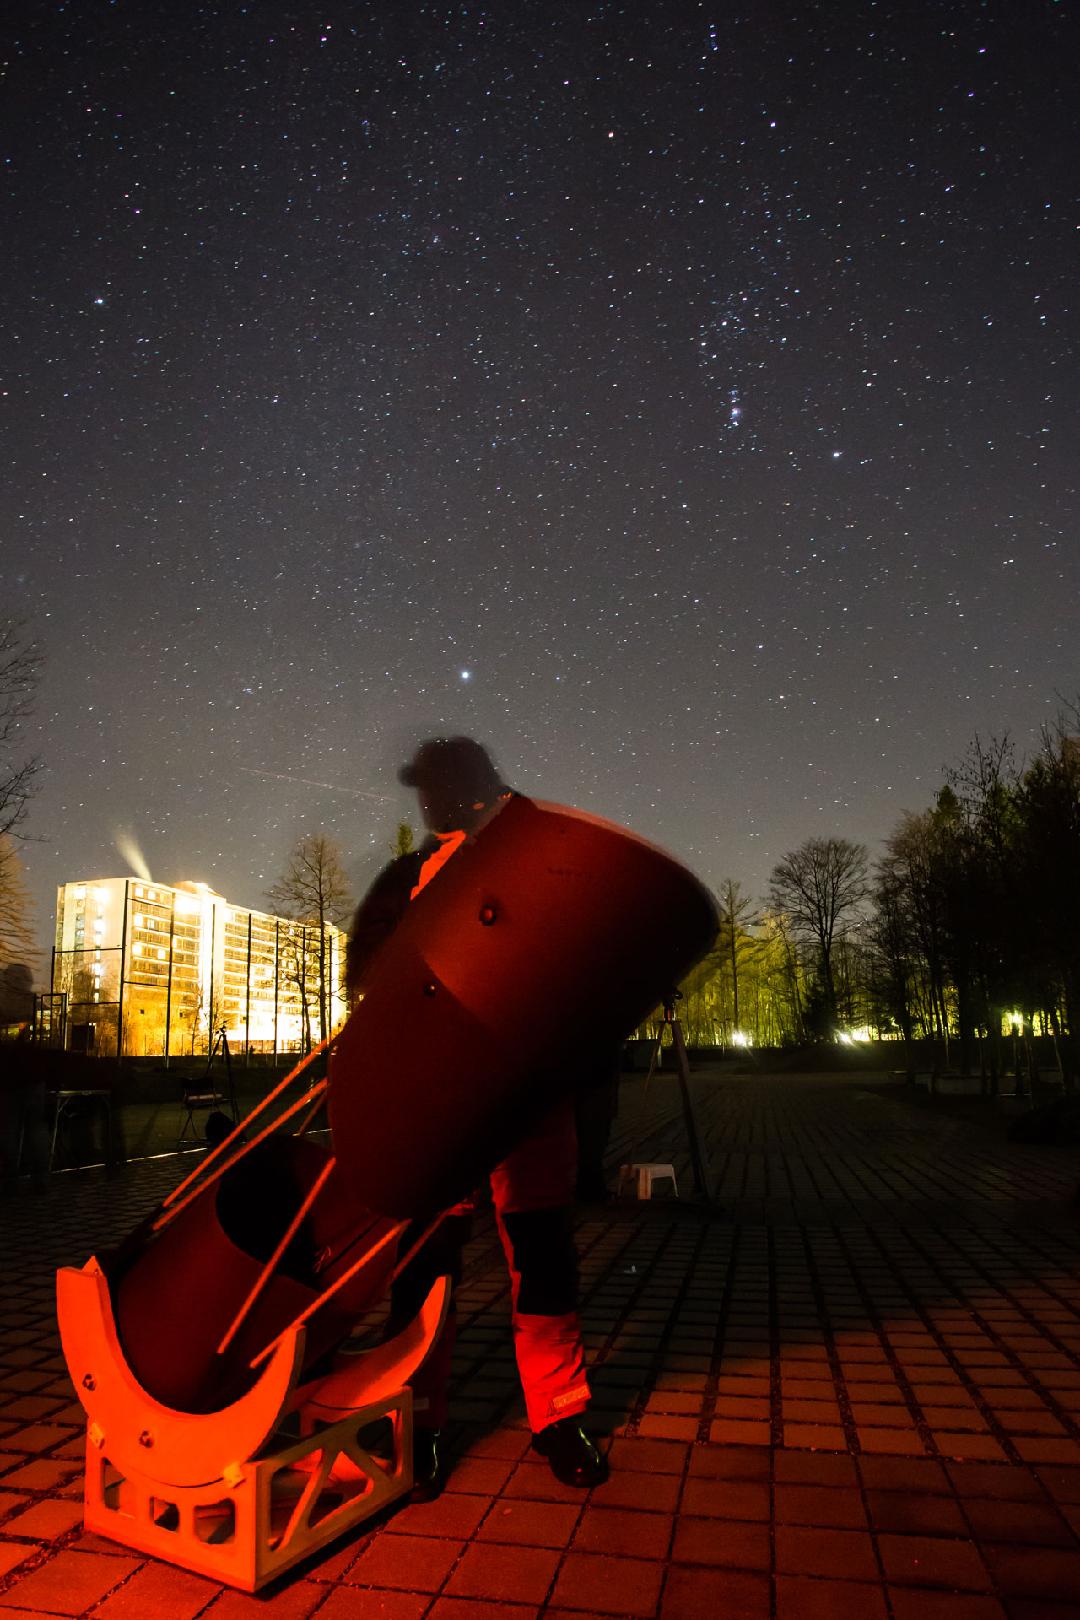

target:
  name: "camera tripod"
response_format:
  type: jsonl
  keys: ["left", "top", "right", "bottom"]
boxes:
{"left": 204, "top": 1024, "right": 239, "bottom": 1126}
{"left": 638, "top": 990, "right": 714, "bottom": 1201}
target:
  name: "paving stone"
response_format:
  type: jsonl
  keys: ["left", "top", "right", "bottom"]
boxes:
{"left": 0, "top": 1548, "right": 140, "bottom": 1614}
{"left": 202, "top": 1583, "right": 327, "bottom": 1619}
{"left": 679, "top": 1479, "right": 770, "bottom": 1520}
{"left": 640, "top": 1416, "right": 699, "bottom": 1441}
{"left": 774, "top": 1575, "right": 889, "bottom": 1619}
{"left": 687, "top": 1446, "right": 770, "bottom": 1482}
{"left": 92, "top": 1562, "right": 220, "bottom": 1619}
{"left": 660, "top": 1565, "right": 770, "bottom": 1620}
{"left": 315, "top": 1591, "right": 430, "bottom": 1620}
{"left": 572, "top": 1506, "right": 672, "bottom": 1558}
{"left": 2, "top": 1500, "right": 84, "bottom": 1539}
{"left": 0, "top": 1542, "right": 33, "bottom": 1579}
{"left": 774, "top": 1483, "right": 868, "bottom": 1528}
{"left": 550, "top": 1552, "right": 663, "bottom": 1617}
{"left": 444, "top": 1542, "right": 559, "bottom": 1605}
{"left": 670, "top": 1515, "right": 770, "bottom": 1570}
{"left": 475, "top": 1499, "right": 579, "bottom": 1547}
{"left": 885, "top": 1592, "right": 1006, "bottom": 1620}
{"left": 385, "top": 1493, "right": 490, "bottom": 1540}
{"left": 596, "top": 1470, "right": 681, "bottom": 1513}
{"left": 865, "top": 1487, "right": 968, "bottom": 1537}
{"left": 963, "top": 1497, "right": 1076, "bottom": 1546}
{"left": 775, "top": 1451, "right": 858, "bottom": 1486}
{"left": 980, "top": 1542, "right": 1080, "bottom": 1602}
{"left": 774, "top": 1523, "right": 879, "bottom": 1582}
{"left": 876, "top": 1531, "right": 993, "bottom": 1591}
{"left": 857, "top": 1426, "right": 929, "bottom": 1455}
{"left": 500, "top": 1460, "right": 593, "bottom": 1503}
{"left": 443, "top": 1457, "right": 516, "bottom": 1496}
{"left": 782, "top": 1422, "right": 848, "bottom": 1449}
{"left": 606, "top": 1438, "right": 688, "bottom": 1475}
{"left": 947, "top": 1462, "right": 1046, "bottom": 1501}
{"left": 345, "top": 1532, "right": 465, "bottom": 1593}
{"left": 428, "top": 1601, "right": 539, "bottom": 1620}
{"left": 1034, "top": 1466, "right": 1080, "bottom": 1504}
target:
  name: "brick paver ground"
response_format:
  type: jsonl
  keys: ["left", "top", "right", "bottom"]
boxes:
{"left": 2, "top": 1067, "right": 1079, "bottom": 1618}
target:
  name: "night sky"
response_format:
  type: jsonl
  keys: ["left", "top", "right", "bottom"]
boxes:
{"left": 5, "top": 1, "right": 1078, "bottom": 962}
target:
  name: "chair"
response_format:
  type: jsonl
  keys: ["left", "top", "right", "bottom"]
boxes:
{"left": 619, "top": 1162, "right": 679, "bottom": 1199}
{"left": 177, "top": 1082, "right": 228, "bottom": 1150}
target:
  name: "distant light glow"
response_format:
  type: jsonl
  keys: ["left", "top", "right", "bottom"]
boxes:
{"left": 460, "top": 669, "right": 472, "bottom": 681}
{"left": 115, "top": 829, "right": 151, "bottom": 881}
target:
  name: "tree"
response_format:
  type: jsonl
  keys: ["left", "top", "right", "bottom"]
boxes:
{"left": 1015, "top": 713, "right": 1080, "bottom": 1086}
{"left": 390, "top": 821, "right": 416, "bottom": 857}
{"left": 268, "top": 834, "right": 353, "bottom": 1047}
{"left": 768, "top": 837, "right": 869, "bottom": 1027}
{"left": 876, "top": 809, "right": 954, "bottom": 1054}
{"left": 716, "top": 878, "right": 758, "bottom": 1038}
{"left": 0, "top": 835, "right": 37, "bottom": 975}
{"left": 0, "top": 622, "right": 42, "bottom": 839}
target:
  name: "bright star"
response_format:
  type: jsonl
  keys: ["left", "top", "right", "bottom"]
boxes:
{"left": 460, "top": 669, "right": 471, "bottom": 681}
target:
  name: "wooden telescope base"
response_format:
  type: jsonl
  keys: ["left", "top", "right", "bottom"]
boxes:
{"left": 82, "top": 1389, "right": 415, "bottom": 1592}
{"left": 57, "top": 1257, "right": 449, "bottom": 1592}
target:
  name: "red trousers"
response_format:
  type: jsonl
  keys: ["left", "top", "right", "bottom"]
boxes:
{"left": 399, "top": 1097, "right": 589, "bottom": 1433}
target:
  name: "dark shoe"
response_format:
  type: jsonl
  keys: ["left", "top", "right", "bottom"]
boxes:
{"left": 410, "top": 1427, "right": 444, "bottom": 1502}
{"left": 531, "top": 1418, "right": 608, "bottom": 1488}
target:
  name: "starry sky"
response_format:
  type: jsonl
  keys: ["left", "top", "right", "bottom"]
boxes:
{"left": 5, "top": 0, "right": 1078, "bottom": 963}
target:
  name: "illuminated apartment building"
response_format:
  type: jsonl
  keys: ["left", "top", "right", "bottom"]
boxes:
{"left": 52, "top": 877, "right": 348, "bottom": 1060}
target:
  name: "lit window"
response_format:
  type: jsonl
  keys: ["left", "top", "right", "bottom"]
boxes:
{"left": 148, "top": 889, "right": 156, "bottom": 901}
{"left": 134, "top": 885, "right": 143, "bottom": 898}
{"left": 156, "top": 948, "right": 166, "bottom": 960}
{"left": 132, "top": 944, "right": 142, "bottom": 957}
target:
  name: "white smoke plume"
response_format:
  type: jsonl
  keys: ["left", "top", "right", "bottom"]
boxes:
{"left": 115, "top": 830, "right": 151, "bottom": 882}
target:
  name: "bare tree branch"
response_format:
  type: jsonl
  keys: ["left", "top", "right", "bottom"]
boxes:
{"left": 0, "top": 622, "right": 43, "bottom": 838}
{"left": 768, "top": 836, "right": 869, "bottom": 1021}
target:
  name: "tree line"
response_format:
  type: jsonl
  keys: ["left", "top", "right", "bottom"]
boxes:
{"left": 675, "top": 712, "right": 1080, "bottom": 1091}
{"left": 2, "top": 606, "right": 1076, "bottom": 1090}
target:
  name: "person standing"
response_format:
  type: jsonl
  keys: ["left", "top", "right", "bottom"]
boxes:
{"left": 346, "top": 737, "right": 607, "bottom": 1497}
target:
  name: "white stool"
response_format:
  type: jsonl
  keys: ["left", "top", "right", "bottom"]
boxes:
{"left": 619, "top": 1162, "right": 679, "bottom": 1200}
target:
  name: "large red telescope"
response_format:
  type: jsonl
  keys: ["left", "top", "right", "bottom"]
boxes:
{"left": 108, "top": 797, "right": 716, "bottom": 1413}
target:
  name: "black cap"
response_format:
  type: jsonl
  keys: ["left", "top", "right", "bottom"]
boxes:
{"left": 398, "top": 736, "right": 505, "bottom": 795}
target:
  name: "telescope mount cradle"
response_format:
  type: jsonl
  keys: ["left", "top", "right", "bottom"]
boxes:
{"left": 56, "top": 1256, "right": 449, "bottom": 1592}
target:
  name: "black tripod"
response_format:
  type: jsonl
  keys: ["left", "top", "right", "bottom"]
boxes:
{"left": 205, "top": 1025, "right": 239, "bottom": 1126}
{"left": 639, "top": 990, "right": 714, "bottom": 1201}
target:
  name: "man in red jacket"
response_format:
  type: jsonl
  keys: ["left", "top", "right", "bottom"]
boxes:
{"left": 346, "top": 737, "right": 607, "bottom": 1498}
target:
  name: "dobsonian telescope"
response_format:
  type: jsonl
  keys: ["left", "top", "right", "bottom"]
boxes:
{"left": 56, "top": 794, "right": 718, "bottom": 1590}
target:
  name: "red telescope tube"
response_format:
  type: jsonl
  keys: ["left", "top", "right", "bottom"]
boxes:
{"left": 328, "top": 796, "right": 719, "bottom": 1217}
{"left": 109, "top": 798, "right": 718, "bottom": 1414}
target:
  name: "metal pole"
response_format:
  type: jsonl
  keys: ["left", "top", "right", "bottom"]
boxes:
{"left": 670, "top": 1013, "right": 713, "bottom": 1201}
{"left": 117, "top": 880, "right": 130, "bottom": 1061}
{"left": 164, "top": 892, "right": 175, "bottom": 1068}
{"left": 301, "top": 923, "right": 308, "bottom": 1053}
{"left": 245, "top": 910, "right": 252, "bottom": 1066}
{"left": 208, "top": 898, "right": 216, "bottom": 1058}
{"left": 273, "top": 916, "right": 280, "bottom": 1060}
